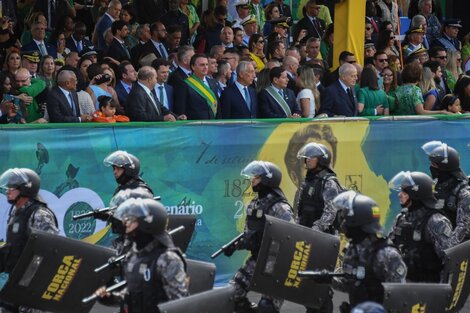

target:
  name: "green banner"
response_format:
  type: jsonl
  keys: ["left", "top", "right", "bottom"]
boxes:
{"left": 1, "top": 118, "right": 470, "bottom": 283}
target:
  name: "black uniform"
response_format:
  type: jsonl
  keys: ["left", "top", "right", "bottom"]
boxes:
{"left": 114, "top": 177, "right": 153, "bottom": 196}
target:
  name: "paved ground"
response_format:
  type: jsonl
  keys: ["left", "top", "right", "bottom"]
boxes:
{"left": 91, "top": 290, "right": 470, "bottom": 312}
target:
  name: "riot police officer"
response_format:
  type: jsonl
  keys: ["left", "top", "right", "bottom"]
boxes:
{"left": 296, "top": 142, "right": 344, "bottom": 232}
{"left": 0, "top": 168, "right": 59, "bottom": 312}
{"left": 388, "top": 171, "right": 455, "bottom": 282}
{"left": 95, "top": 198, "right": 189, "bottom": 312}
{"left": 103, "top": 150, "right": 154, "bottom": 196}
{"left": 422, "top": 140, "right": 470, "bottom": 243}
{"left": 226, "top": 160, "right": 294, "bottom": 313}
{"left": 333, "top": 191, "right": 406, "bottom": 311}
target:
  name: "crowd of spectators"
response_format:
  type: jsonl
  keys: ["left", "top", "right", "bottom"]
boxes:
{"left": 0, "top": 0, "right": 468, "bottom": 123}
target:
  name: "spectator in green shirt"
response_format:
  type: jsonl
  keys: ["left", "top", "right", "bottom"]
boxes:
{"left": 357, "top": 65, "right": 389, "bottom": 116}
{"left": 14, "top": 68, "right": 47, "bottom": 123}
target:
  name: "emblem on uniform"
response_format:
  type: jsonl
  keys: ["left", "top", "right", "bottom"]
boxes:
{"left": 12, "top": 223, "right": 19, "bottom": 233}
{"left": 144, "top": 268, "right": 151, "bottom": 282}
{"left": 307, "top": 187, "right": 314, "bottom": 197}
{"left": 413, "top": 230, "right": 421, "bottom": 241}
{"left": 256, "top": 209, "right": 263, "bottom": 218}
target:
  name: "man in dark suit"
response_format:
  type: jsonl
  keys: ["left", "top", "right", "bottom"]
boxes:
{"left": 127, "top": 66, "right": 180, "bottom": 122}
{"left": 220, "top": 61, "right": 257, "bottom": 119}
{"left": 115, "top": 61, "right": 137, "bottom": 112}
{"left": 153, "top": 59, "right": 177, "bottom": 112}
{"left": 94, "top": 0, "right": 122, "bottom": 51}
{"left": 130, "top": 24, "right": 151, "bottom": 68}
{"left": 47, "top": 70, "right": 92, "bottom": 123}
{"left": 258, "top": 66, "right": 301, "bottom": 118}
{"left": 33, "top": 0, "right": 74, "bottom": 30}
{"left": 160, "top": 0, "right": 190, "bottom": 46}
{"left": 284, "top": 55, "right": 300, "bottom": 95}
{"left": 174, "top": 54, "right": 220, "bottom": 120}
{"left": 21, "top": 22, "right": 57, "bottom": 58}
{"left": 322, "top": 51, "right": 356, "bottom": 87}
{"left": 108, "top": 21, "right": 131, "bottom": 62}
{"left": 320, "top": 63, "right": 358, "bottom": 117}
{"left": 167, "top": 45, "right": 195, "bottom": 88}
{"left": 65, "top": 22, "right": 94, "bottom": 54}
{"left": 293, "top": 0, "right": 325, "bottom": 45}
{"left": 141, "top": 22, "right": 170, "bottom": 61}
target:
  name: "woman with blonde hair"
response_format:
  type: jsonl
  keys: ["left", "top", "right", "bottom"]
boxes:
{"left": 295, "top": 66, "right": 320, "bottom": 117}
{"left": 419, "top": 66, "right": 439, "bottom": 110}
{"left": 445, "top": 50, "right": 463, "bottom": 92}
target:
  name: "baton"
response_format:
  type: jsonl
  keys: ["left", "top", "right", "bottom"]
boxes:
{"left": 82, "top": 280, "right": 127, "bottom": 304}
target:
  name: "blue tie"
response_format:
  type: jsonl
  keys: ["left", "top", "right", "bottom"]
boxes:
{"left": 244, "top": 87, "right": 251, "bottom": 112}
{"left": 158, "top": 44, "right": 167, "bottom": 59}
{"left": 69, "top": 93, "right": 77, "bottom": 116}
{"left": 278, "top": 89, "right": 284, "bottom": 98}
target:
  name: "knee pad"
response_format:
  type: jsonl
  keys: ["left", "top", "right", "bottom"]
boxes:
{"left": 258, "top": 299, "right": 278, "bottom": 313}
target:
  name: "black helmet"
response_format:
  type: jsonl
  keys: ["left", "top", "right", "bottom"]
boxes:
{"left": 389, "top": 171, "right": 436, "bottom": 208}
{"left": 333, "top": 190, "right": 383, "bottom": 235}
{"left": 297, "top": 142, "right": 332, "bottom": 168}
{"left": 103, "top": 151, "right": 140, "bottom": 178}
{"left": 0, "top": 168, "right": 40, "bottom": 198}
{"left": 109, "top": 187, "right": 153, "bottom": 208}
{"left": 351, "top": 301, "right": 387, "bottom": 313}
{"left": 115, "top": 198, "right": 168, "bottom": 235}
{"left": 241, "top": 160, "right": 284, "bottom": 196}
{"left": 422, "top": 140, "right": 460, "bottom": 171}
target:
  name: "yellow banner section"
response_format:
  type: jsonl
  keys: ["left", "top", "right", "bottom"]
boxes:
{"left": 332, "top": 0, "right": 366, "bottom": 69}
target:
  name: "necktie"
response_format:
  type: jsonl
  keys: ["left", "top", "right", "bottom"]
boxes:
{"left": 38, "top": 43, "right": 47, "bottom": 56}
{"left": 347, "top": 88, "right": 355, "bottom": 106}
{"left": 278, "top": 89, "right": 284, "bottom": 99}
{"left": 158, "top": 44, "right": 167, "bottom": 59}
{"left": 77, "top": 40, "right": 83, "bottom": 53}
{"left": 122, "top": 42, "right": 130, "bottom": 59}
{"left": 158, "top": 86, "right": 166, "bottom": 109}
{"left": 69, "top": 92, "right": 77, "bottom": 116}
{"left": 150, "top": 90, "right": 160, "bottom": 115}
{"left": 244, "top": 87, "right": 251, "bottom": 112}
{"left": 49, "top": 0, "right": 56, "bottom": 29}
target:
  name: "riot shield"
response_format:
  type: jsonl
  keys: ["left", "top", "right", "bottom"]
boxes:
{"left": 250, "top": 216, "right": 340, "bottom": 308}
{"left": 168, "top": 214, "right": 196, "bottom": 252}
{"left": 442, "top": 239, "right": 470, "bottom": 312}
{"left": 382, "top": 283, "right": 452, "bottom": 313}
{"left": 186, "top": 259, "right": 216, "bottom": 295}
{"left": 0, "top": 230, "right": 116, "bottom": 313}
{"left": 158, "top": 285, "right": 235, "bottom": 313}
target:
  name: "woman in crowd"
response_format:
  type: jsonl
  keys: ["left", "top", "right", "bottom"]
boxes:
{"left": 264, "top": 3, "right": 291, "bottom": 37}
{"left": 295, "top": 66, "right": 319, "bottom": 118}
{"left": 445, "top": 50, "right": 463, "bottom": 92}
{"left": 376, "top": 29, "right": 400, "bottom": 58}
{"left": 382, "top": 66, "right": 398, "bottom": 101}
{"left": 38, "top": 55, "right": 56, "bottom": 91}
{"left": 392, "top": 62, "right": 450, "bottom": 115}
{"left": 358, "top": 65, "right": 389, "bottom": 116}
{"left": 180, "top": 0, "right": 200, "bottom": 44}
{"left": 120, "top": 4, "right": 140, "bottom": 49}
{"left": 51, "top": 32, "right": 69, "bottom": 60}
{"left": 78, "top": 57, "right": 93, "bottom": 86}
{"left": 4, "top": 50, "right": 21, "bottom": 80}
{"left": 419, "top": 66, "right": 440, "bottom": 110}
{"left": 455, "top": 75, "right": 470, "bottom": 113}
{"left": 248, "top": 33, "right": 267, "bottom": 72}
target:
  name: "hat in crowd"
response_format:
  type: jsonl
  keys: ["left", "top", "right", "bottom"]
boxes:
{"left": 410, "top": 46, "right": 428, "bottom": 56}
{"left": 79, "top": 47, "right": 98, "bottom": 58}
{"left": 21, "top": 51, "right": 40, "bottom": 63}
{"left": 234, "top": 0, "right": 249, "bottom": 8}
{"left": 365, "top": 40, "right": 375, "bottom": 49}
{"left": 407, "top": 25, "right": 425, "bottom": 35}
{"left": 241, "top": 15, "right": 257, "bottom": 27}
{"left": 443, "top": 18, "right": 462, "bottom": 28}
{"left": 275, "top": 21, "right": 290, "bottom": 29}
{"left": 54, "top": 58, "right": 65, "bottom": 66}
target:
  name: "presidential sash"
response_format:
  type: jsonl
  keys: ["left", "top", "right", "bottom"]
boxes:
{"left": 265, "top": 86, "right": 292, "bottom": 116}
{"left": 184, "top": 75, "right": 218, "bottom": 115}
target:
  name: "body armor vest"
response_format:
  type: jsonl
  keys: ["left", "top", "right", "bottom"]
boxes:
{"left": 345, "top": 238, "right": 391, "bottom": 307}
{"left": 114, "top": 178, "right": 154, "bottom": 196}
{"left": 435, "top": 177, "right": 467, "bottom": 228}
{"left": 124, "top": 243, "right": 186, "bottom": 313}
{"left": 5, "top": 200, "right": 57, "bottom": 273}
{"left": 392, "top": 207, "right": 442, "bottom": 282}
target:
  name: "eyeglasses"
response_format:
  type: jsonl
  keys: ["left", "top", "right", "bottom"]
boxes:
{"left": 366, "top": 27, "right": 372, "bottom": 31}
{"left": 377, "top": 59, "right": 388, "bottom": 63}
{"left": 436, "top": 56, "right": 447, "bottom": 59}
{"left": 382, "top": 74, "right": 393, "bottom": 77}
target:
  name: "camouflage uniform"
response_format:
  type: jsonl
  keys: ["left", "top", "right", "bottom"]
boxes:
{"left": 0, "top": 200, "right": 58, "bottom": 313}
{"left": 311, "top": 177, "right": 343, "bottom": 233}
{"left": 334, "top": 236, "right": 406, "bottom": 307}
{"left": 435, "top": 178, "right": 470, "bottom": 244}
{"left": 231, "top": 192, "right": 294, "bottom": 312}
{"left": 389, "top": 206, "right": 454, "bottom": 282}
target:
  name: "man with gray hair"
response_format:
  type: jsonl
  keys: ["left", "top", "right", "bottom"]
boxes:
{"left": 167, "top": 45, "right": 195, "bottom": 87}
{"left": 220, "top": 60, "right": 257, "bottom": 119}
{"left": 131, "top": 24, "right": 151, "bottom": 67}
{"left": 127, "top": 66, "right": 177, "bottom": 122}
{"left": 411, "top": 14, "right": 430, "bottom": 49}
{"left": 319, "top": 63, "right": 358, "bottom": 117}
{"left": 47, "top": 70, "right": 92, "bottom": 123}
{"left": 416, "top": 0, "right": 440, "bottom": 45}
{"left": 94, "top": 0, "right": 122, "bottom": 50}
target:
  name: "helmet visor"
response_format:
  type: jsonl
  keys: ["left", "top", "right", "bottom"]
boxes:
{"left": 103, "top": 151, "right": 135, "bottom": 168}
{"left": 115, "top": 198, "right": 151, "bottom": 222}
{"left": 333, "top": 190, "right": 358, "bottom": 217}
{"left": 388, "top": 171, "right": 416, "bottom": 192}
{"left": 0, "top": 168, "right": 30, "bottom": 190}
{"left": 296, "top": 143, "right": 328, "bottom": 160}
{"left": 422, "top": 141, "right": 448, "bottom": 160}
{"left": 241, "top": 161, "right": 269, "bottom": 179}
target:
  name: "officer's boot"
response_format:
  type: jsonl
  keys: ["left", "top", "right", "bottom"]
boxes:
{"left": 234, "top": 297, "right": 258, "bottom": 313}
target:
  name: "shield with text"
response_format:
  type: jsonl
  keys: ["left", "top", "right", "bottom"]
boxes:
{"left": 442, "top": 240, "right": 470, "bottom": 312}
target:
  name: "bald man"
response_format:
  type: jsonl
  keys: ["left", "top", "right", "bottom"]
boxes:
{"left": 319, "top": 63, "right": 358, "bottom": 117}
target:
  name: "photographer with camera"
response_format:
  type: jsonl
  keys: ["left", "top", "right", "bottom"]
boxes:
{"left": 85, "top": 63, "right": 123, "bottom": 112}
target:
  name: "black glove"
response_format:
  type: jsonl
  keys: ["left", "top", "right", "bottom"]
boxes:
{"left": 93, "top": 210, "right": 113, "bottom": 222}
{"left": 223, "top": 237, "right": 245, "bottom": 257}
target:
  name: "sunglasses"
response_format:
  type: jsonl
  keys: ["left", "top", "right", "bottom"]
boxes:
{"left": 377, "top": 59, "right": 388, "bottom": 63}
{"left": 257, "top": 40, "right": 264, "bottom": 44}
{"left": 436, "top": 56, "right": 447, "bottom": 59}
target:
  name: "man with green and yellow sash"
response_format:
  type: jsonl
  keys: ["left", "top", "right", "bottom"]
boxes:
{"left": 174, "top": 54, "right": 220, "bottom": 120}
